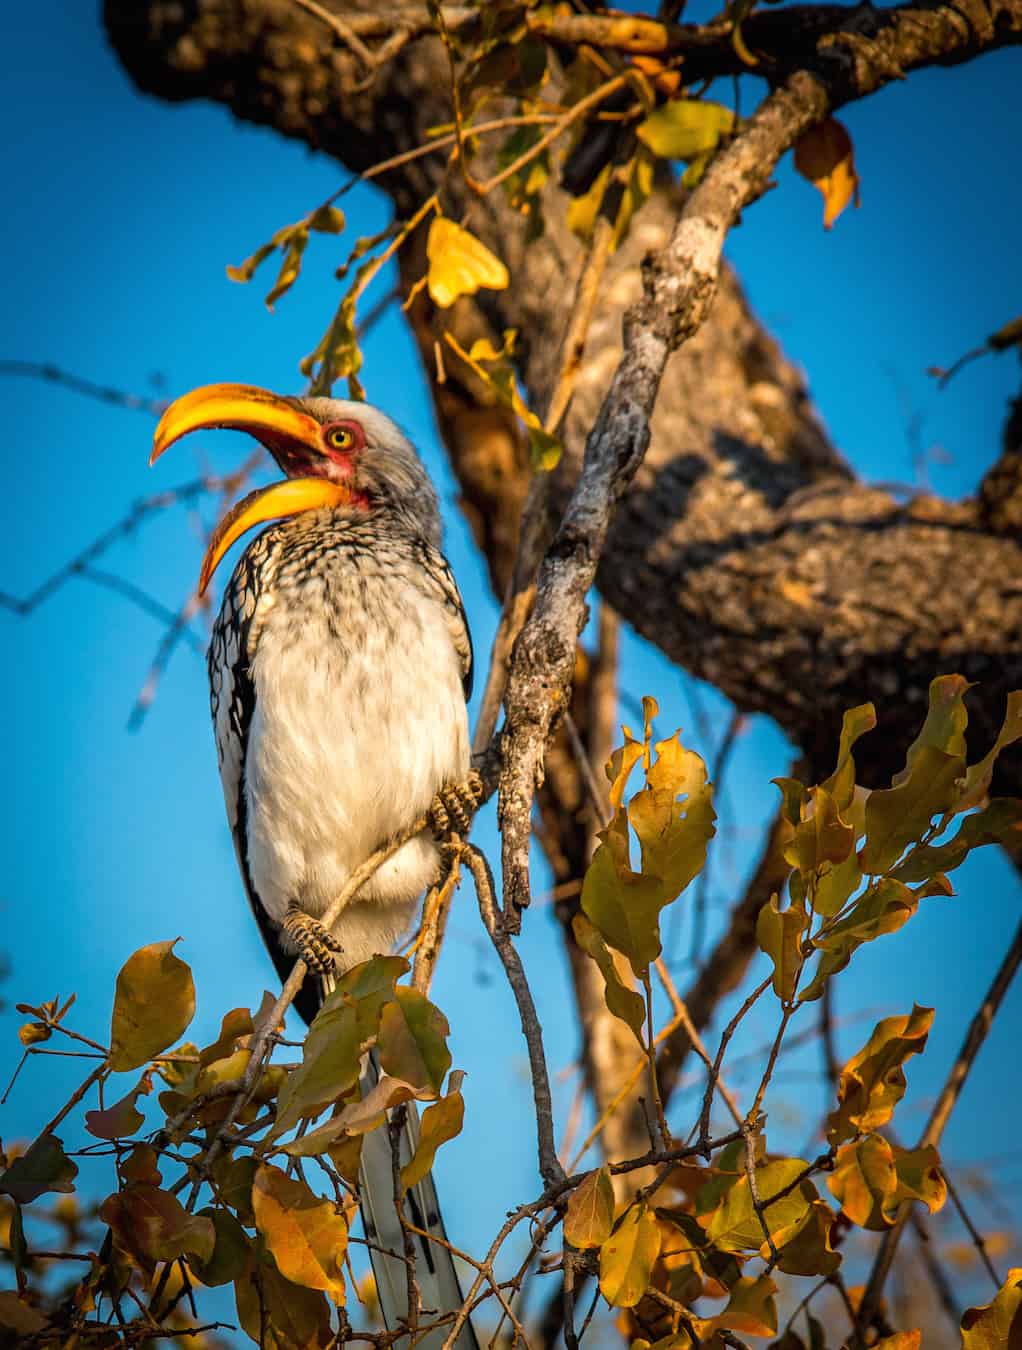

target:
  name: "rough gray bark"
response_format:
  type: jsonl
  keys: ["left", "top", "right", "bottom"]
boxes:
{"left": 103, "top": 0, "right": 1022, "bottom": 795}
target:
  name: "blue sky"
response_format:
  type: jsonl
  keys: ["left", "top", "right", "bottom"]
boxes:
{"left": 2, "top": 5, "right": 1020, "bottom": 1335}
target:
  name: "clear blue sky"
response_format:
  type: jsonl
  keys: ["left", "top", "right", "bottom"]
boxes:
{"left": 2, "top": 6, "right": 1020, "bottom": 1334}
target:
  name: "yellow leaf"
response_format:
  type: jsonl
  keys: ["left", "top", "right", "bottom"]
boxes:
{"left": 693, "top": 1274, "right": 778, "bottom": 1338}
{"left": 772, "top": 1199, "right": 841, "bottom": 1277}
{"left": 874, "top": 1335, "right": 922, "bottom": 1350}
{"left": 109, "top": 940, "right": 195, "bottom": 1072}
{"left": 564, "top": 1166, "right": 615, "bottom": 1250}
{"left": 828, "top": 1135, "right": 898, "bottom": 1231}
{"left": 252, "top": 1163, "right": 348, "bottom": 1304}
{"left": 793, "top": 118, "right": 861, "bottom": 230}
{"left": 784, "top": 785, "right": 856, "bottom": 874}
{"left": 756, "top": 894, "right": 808, "bottom": 1001}
{"left": 890, "top": 1142, "right": 946, "bottom": 1218}
{"left": 400, "top": 1073, "right": 465, "bottom": 1193}
{"left": 961, "top": 1269, "right": 1022, "bottom": 1348}
{"left": 826, "top": 1006, "right": 933, "bottom": 1143}
{"left": 572, "top": 914, "right": 646, "bottom": 1042}
{"left": 821, "top": 703, "right": 876, "bottom": 814}
{"left": 426, "top": 218, "right": 509, "bottom": 308}
{"left": 599, "top": 1203, "right": 662, "bottom": 1307}
{"left": 959, "top": 689, "right": 1022, "bottom": 810}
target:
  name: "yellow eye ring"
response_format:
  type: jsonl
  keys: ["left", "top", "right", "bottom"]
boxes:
{"left": 326, "top": 426, "right": 354, "bottom": 451}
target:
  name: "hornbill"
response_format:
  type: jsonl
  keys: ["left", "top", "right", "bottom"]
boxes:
{"left": 151, "top": 384, "right": 481, "bottom": 1347}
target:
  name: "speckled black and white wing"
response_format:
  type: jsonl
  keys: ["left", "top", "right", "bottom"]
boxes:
{"left": 412, "top": 537, "right": 474, "bottom": 701}
{"left": 207, "top": 531, "right": 299, "bottom": 994}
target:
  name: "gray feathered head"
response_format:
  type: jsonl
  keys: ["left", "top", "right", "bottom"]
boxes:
{"left": 149, "top": 383, "right": 442, "bottom": 592}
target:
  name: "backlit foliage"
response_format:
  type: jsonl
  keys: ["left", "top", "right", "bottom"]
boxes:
{"left": 2, "top": 676, "right": 1020, "bottom": 1345}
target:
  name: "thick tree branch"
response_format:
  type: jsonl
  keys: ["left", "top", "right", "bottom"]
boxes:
{"left": 104, "top": 0, "right": 1022, "bottom": 798}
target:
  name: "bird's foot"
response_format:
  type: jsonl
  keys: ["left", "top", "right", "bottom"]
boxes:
{"left": 429, "top": 770, "right": 484, "bottom": 839}
{"left": 283, "top": 903, "right": 344, "bottom": 975}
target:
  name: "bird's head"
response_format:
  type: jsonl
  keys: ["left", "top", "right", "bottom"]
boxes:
{"left": 150, "top": 383, "right": 441, "bottom": 593}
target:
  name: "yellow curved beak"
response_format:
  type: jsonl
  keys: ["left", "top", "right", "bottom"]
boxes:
{"left": 150, "top": 382, "right": 322, "bottom": 465}
{"left": 150, "top": 383, "right": 350, "bottom": 594}
{"left": 198, "top": 478, "right": 351, "bottom": 595}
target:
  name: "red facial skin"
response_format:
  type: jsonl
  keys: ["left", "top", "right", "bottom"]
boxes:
{"left": 258, "top": 419, "right": 370, "bottom": 508}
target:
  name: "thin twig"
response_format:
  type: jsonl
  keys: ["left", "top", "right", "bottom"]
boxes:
{"left": 464, "top": 843, "right": 565, "bottom": 1188}
{"left": 858, "top": 911, "right": 1022, "bottom": 1335}
{"left": 945, "top": 1169, "right": 1003, "bottom": 1289}
{"left": 654, "top": 958, "right": 742, "bottom": 1129}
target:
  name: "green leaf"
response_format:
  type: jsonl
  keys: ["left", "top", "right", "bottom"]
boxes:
{"left": 211, "top": 1154, "right": 258, "bottom": 1225}
{"left": 190, "top": 1207, "right": 252, "bottom": 1287}
{"left": 275, "top": 1002, "right": 361, "bottom": 1133}
{"left": 693, "top": 1139, "right": 749, "bottom": 1218}
{"left": 333, "top": 954, "right": 408, "bottom": 1043}
{"left": 572, "top": 913, "right": 646, "bottom": 1042}
{"left": 564, "top": 1165, "right": 615, "bottom": 1250}
{"left": 702, "top": 1158, "right": 815, "bottom": 1254}
{"left": 825, "top": 1005, "right": 933, "bottom": 1144}
{"left": 0, "top": 1134, "right": 78, "bottom": 1204}
{"left": 637, "top": 98, "right": 735, "bottom": 161}
{"left": 264, "top": 228, "right": 309, "bottom": 309}
{"left": 252, "top": 1164, "right": 348, "bottom": 1303}
{"left": 756, "top": 894, "right": 808, "bottom": 1001}
{"left": 308, "top": 205, "right": 346, "bottom": 234}
{"left": 860, "top": 744, "right": 965, "bottom": 874}
{"left": 377, "top": 987, "right": 452, "bottom": 1096}
{"left": 599, "top": 1202, "right": 662, "bottom": 1307}
{"left": 892, "top": 799, "right": 1022, "bottom": 882}
{"left": 400, "top": 1072, "right": 465, "bottom": 1193}
{"left": 109, "top": 940, "right": 196, "bottom": 1071}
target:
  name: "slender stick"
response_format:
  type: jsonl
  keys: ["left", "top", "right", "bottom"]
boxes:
{"left": 464, "top": 843, "right": 565, "bottom": 1188}
{"left": 858, "top": 912, "right": 1022, "bottom": 1335}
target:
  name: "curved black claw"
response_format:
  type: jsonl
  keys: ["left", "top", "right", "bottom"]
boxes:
{"left": 283, "top": 903, "right": 344, "bottom": 975}
{"left": 429, "top": 770, "right": 484, "bottom": 839}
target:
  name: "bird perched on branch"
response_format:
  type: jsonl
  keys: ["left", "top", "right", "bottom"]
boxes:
{"left": 150, "top": 383, "right": 481, "bottom": 1346}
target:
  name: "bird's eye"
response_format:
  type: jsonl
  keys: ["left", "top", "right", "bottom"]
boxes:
{"left": 326, "top": 426, "right": 355, "bottom": 451}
